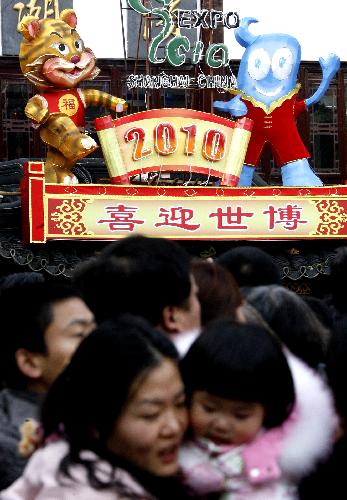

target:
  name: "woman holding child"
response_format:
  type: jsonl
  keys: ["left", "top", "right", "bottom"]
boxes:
{"left": 1, "top": 315, "right": 189, "bottom": 499}
{"left": 1, "top": 315, "right": 336, "bottom": 499}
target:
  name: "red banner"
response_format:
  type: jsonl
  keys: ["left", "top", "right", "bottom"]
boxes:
{"left": 21, "top": 162, "right": 347, "bottom": 243}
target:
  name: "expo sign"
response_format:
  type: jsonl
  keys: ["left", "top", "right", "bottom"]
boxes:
{"left": 127, "top": 0, "right": 239, "bottom": 68}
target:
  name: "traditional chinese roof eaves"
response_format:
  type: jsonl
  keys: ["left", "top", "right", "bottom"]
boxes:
{"left": 0, "top": 231, "right": 105, "bottom": 278}
{"left": 272, "top": 251, "right": 337, "bottom": 280}
{"left": 0, "top": 230, "right": 339, "bottom": 280}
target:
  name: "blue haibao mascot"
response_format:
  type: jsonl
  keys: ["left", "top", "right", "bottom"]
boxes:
{"left": 214, "top": 18, "right": 340, "bottom": 187}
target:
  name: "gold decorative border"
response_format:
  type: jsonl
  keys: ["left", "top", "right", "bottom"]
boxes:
{"left": 50, "top": 199, "right": 95, "bottom": 236}
{"left": 312, "top": 199, "right": 347, "bottom": 236}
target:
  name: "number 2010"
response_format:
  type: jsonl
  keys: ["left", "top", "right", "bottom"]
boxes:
{"left": 124, "top": 123, "right": 226, "bottom": 162}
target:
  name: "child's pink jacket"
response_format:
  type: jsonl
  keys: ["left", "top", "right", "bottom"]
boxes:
{"left": 180, "top": 353, "right": 337, "bottom": 500}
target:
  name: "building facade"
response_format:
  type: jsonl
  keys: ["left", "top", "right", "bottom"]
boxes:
{"left": 0, "top": 0, "right": 346, "bottom": 185}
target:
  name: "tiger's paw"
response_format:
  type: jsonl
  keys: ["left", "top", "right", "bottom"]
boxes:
{"left": 116, "top": 102, "right": 127, "bottom": 113}
{"left": 63, "top": 175, "right": 79, "bottom": 185}
{"left": 81, "top": 136, "right": 97, "bottom": 151}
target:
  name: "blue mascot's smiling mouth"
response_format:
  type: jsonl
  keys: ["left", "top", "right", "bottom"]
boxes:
{"left": 255, "top": 85, "right": 282, "bottom": 97}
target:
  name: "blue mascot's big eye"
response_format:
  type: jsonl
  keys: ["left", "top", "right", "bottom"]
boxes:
{"left": 271, "top": 48, "right": 294, "bottom": 80}
{"left": 247, "top": 48, "right": 271, "bottom": 81}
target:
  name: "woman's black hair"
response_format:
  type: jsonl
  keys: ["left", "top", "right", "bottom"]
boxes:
{"left": 181, "top": 319, "right": 295, "bottom": 429}
{"left": 41, "top": 314, "right": 184, "bottom": 497}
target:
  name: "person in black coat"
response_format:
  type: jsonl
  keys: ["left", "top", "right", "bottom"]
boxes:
{"left": 299, "top": 316, "right": 347, "bottom": 499}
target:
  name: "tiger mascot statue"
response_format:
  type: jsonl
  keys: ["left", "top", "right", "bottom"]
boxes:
{"left": 19, "top": 9, "right": 127, "bottom": 184}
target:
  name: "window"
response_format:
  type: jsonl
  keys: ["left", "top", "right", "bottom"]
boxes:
{"left": 162, "top": 88, "right": 191, "bottom": 108}
{"left": 309, "top": 81, "right": 339, "bottom": 173}
{"left": 1, "top": 80, "right": 35, "bottom": 160}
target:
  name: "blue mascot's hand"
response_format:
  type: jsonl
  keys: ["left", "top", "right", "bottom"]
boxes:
{"left": 319, "top": 53, "right": 340, "bottom": 81}
{"left": 306, "top": 53, "right": 340, "bottom": 107}
{"left": 213, "top": 94, "right": 248, "bottom": 117}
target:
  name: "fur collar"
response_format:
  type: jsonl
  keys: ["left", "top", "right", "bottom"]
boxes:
{"left": 279, "top": 352, "right": 337, "bottom": 478}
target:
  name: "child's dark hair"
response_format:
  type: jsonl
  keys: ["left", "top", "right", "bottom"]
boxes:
{"left": 181, "top": 319, "right": 295, "bottom": 429}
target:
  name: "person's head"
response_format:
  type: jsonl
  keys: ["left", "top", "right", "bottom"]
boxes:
{"left": 329, "top": 247, "right": 347, "bottom": 313}
{"left": 217, "top": 246, "right": 281, "bottom": 287}
{"left": 303, "top": 296, "right": 334, "bottom": 330}
{"left": 191, "top": 259, "right": 242, "bottom": 326}
{"left": 326, "top": 317, "right": 347, "bottom": 426}
{"left": 0, "top": 282, "right": 95, "bottom": 392}
{"left": 244, "top": 285, "right": 330, "bottom": 370}
{"left": 181, "top": 319, "right": 295, "bottom": 445}
{"left": 235, "top": 300, "right": 273, "bottom": 331}
{"left": 0, "top": 271, "right": 45, "bottom": 290}
{"left": 42, "top": 315, "right": 188, "bottom": 479}
{"left": 73, "top": 235, "right": 201, "bottom": 335}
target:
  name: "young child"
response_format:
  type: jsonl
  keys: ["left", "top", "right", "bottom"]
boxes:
{"left": 179, "top": 320, "right": 336, "bottom": 499}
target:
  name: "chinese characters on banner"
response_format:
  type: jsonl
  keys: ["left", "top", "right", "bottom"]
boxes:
{"left": 22, "top": 162, "right": 347, "bottom": 243}
{"left": 46, "top": 195, "right": 327, "bottom": 240}
{"left": 98, "top": 205, "right": 145, "bottom": 232}
{"left": 264, "top": 205, "right": 308, "bottom": 231}
{"left": 96, "top": 203, "right": 308, "bottom": 234}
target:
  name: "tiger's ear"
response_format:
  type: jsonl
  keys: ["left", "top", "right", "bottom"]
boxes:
{"left": 60, "top": 9, "right": 77, "bottom": 29}
{"left": 18, "top": 15, "right": 41, "bottom": 40}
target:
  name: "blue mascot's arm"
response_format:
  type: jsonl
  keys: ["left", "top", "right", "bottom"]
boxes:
{"left": 214, "top": 94, "right": 248, "bottom": 117}
{"left": 306, "top": 53, "right": 340, "bottom": 108}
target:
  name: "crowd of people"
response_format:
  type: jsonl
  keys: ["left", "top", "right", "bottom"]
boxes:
{"left": 0, "top": 236, "right": 345, "bottom": 499}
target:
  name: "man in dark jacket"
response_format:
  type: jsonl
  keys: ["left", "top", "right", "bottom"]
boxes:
{"left": 0, "top": 282, "right": 95, "bottom": 489}
{"left": 73, "top": 235, "right": 201, "bottom": 357}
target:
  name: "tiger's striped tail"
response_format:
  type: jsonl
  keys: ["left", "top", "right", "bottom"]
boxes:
{"left": 81, "top": 89, "right": 127, "bottom": 113}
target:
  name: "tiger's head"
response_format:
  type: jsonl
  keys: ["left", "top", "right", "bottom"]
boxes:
{"left": 19, "top": 9, "right": 100, "bottom": 90}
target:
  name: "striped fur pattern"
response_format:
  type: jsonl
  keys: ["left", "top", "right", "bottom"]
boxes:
{"left": 19, "top": 10, "right": 99, "bottom": 89}
{"left": 82, "top": 89, "right": 126, "bottom": 112}
{"left": 18, "top": 9, "right": 127, "bottom": 184}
